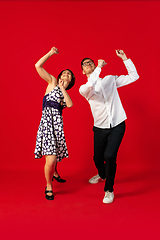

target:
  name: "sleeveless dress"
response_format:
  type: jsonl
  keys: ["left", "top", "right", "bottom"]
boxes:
{"left": 34, "top": 85, "right": 69, "bottom": 162}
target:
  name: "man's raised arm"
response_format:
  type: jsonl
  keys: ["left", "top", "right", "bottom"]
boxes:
{"left": 115, "top": 50, "right": 139, "bottom": 88}
{"left": 79, "top": 60, "right": 107, "bottom": 100}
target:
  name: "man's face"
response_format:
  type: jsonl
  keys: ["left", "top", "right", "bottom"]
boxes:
{"left": 82, "top": 59, "right": 96, "bottom": 75}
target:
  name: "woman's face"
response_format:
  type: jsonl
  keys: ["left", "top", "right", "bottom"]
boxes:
{"left": 60, "top": 70, "right": 72, "bottom": 83}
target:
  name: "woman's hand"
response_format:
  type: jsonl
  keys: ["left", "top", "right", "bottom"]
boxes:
{"left": 50, "top": 47, "right": 59, "bottom": 56}
{"left": 59, "top": 79, "right": 64, "bottom": 89}
{"left": 58, "top": 79, "right": 73, "bottom": 108}
{"left": 116, "top": 50, "right": 128, "bottom": 61}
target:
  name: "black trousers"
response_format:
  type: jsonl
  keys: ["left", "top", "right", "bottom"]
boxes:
{"left": 93, "top": 121, "right": 126, "bottom": 192}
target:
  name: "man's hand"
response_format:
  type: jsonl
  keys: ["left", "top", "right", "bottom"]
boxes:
{"left": 50, "top": 47, "right": 59, "bottom": 56}
{"left": 98, "top": 59, "right": 107, "bottom": 68}
{"left": 116, "top": 50, "right": 128, "bottom": 61}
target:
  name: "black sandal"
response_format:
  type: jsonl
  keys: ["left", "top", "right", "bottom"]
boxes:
{"left": 45, "top": 188, "right": 54, "bottom": 200}
{"left": 52, "top": 175, "right": 66, "bottom": 183}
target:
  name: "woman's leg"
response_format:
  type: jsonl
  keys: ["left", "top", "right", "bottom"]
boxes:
{"left": 52, "top": 162, "right": 66, "bottom": 183}
{"left": 44, "top": 155, "right": 57, "bottom": 195}
{"left": 53, "top": 162, "right": 59, "bottom": 177}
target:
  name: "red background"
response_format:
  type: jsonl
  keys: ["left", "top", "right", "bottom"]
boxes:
{"left": 0, "top": 1, "right": 160, "bottom": 239}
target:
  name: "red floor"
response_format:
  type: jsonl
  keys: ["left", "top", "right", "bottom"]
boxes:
{"left": 0, "top": 160, "right": 159, "bottom": 240}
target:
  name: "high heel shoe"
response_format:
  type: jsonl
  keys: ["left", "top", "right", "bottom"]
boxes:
{"left": 45, "top": 187, "right": 54, "bottom": 200}
{"left": 52, "top": 175, "right": 66, "bottom": 183}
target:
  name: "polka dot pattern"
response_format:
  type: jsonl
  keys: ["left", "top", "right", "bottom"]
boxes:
{"left": 34, "top": 85, "right": 68, "bottom": 162}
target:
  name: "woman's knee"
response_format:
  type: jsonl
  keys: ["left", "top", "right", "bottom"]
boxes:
{"left": 45, "top": 155, "right": 57, "bottom": 166}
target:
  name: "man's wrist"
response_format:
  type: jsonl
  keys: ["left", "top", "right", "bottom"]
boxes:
{"left": 122, "top": 57, "right": 128, "bottom": 61}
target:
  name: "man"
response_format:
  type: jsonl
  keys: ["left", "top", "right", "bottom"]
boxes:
{"left": 79, "top": 50, "right": 139, "bottom": 204}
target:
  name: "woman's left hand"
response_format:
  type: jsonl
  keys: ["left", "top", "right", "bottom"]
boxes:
{"left": 59, "top": 79, "right": 64, "bottom": 89}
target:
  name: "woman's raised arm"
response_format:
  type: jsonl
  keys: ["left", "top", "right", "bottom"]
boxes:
{"left": 35, "top": 47, "right": 59, "bottom": 84}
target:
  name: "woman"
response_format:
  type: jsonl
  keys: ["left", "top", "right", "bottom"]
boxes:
{"left": 34, "top": 47, "right": 75, "bottom": 200}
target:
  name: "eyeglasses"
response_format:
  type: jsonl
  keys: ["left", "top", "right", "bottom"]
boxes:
{"left": 82, "top": 61, "right": 94, "bottom": 67}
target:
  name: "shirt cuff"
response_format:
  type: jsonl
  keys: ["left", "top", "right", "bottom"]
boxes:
{"left": 123, "top": 58, "right": 131, "bottom": 63}
{"left": 88, "top": 67, "right": 101, "bottom": 84}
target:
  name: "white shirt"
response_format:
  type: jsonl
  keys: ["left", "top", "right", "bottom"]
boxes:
{"left": 79, "top": 59, "right": 139, "bottom": 128}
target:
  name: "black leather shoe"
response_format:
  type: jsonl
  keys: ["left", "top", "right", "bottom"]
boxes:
{"left": 52, "top": 175, "right": 66, "bottom": 183}
{"left": 45, "top": 188, "right": 54, "bottom": 200}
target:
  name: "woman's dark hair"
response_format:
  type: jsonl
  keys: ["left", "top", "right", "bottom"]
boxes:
{"left": 81, "top": 58, "right": 95, "bottom": 69}
{"left": 57, "top": 69, "right": 75, "bottom": 90}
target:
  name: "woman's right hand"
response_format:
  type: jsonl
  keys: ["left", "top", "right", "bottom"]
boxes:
{"left": 50, "top": 47, "right": 59, "bottom": 55}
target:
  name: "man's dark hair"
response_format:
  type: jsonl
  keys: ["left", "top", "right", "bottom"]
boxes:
{"left": 81, "top": 58, "right": 95, "bottom": 69}
{"left": 57, "top": 69, "right": 75, "bottom": 90}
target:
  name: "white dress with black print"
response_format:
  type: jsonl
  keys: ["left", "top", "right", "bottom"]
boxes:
{"left": 34, "top": 85, "right": 69, "bottom": 162}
